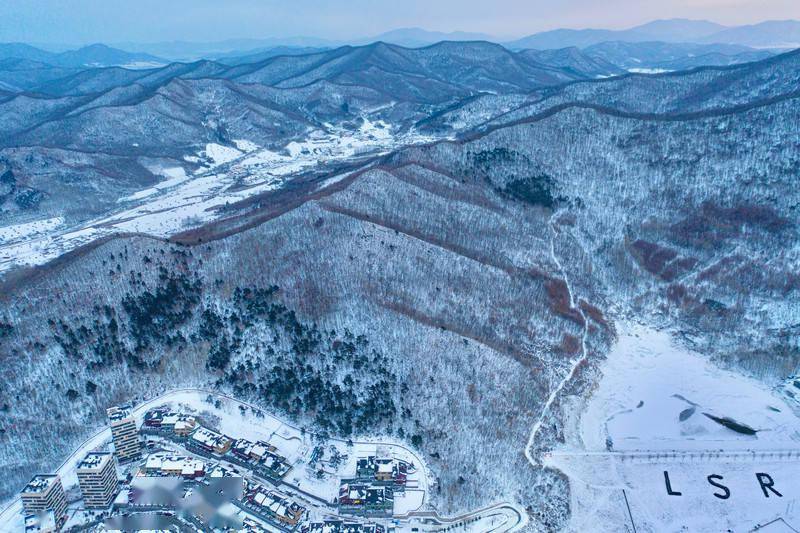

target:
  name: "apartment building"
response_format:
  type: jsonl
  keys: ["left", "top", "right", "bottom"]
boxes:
{"left": 20, "top": 475, "right": 67, "bottom": 527}
{"left": 107, "top": 405, "right": 142, "bottom": 463}
{"left": 77, "top": 452, "right": 119, "bottom": 509}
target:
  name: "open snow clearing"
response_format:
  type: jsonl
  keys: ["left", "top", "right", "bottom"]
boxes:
{"left": 547, "top": 324, "right": 800, "bottom": 532}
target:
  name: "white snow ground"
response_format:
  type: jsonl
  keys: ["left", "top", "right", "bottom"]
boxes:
{"left": 0, "top": 121, "right": 437, "bottom": 275}
{"left": 548, "top": 324, "right": 800, "bottom": 533}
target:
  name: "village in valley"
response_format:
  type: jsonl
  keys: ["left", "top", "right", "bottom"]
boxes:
{"left": 1, "top": 390, "right": 523, "bottom": 533}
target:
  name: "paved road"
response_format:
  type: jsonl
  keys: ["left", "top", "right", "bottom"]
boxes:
{"left": 397, "top": 501, "right": 526, "bottom": 532}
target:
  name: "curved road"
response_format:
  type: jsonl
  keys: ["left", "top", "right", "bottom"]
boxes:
{"left": 398, "top": 501, "right": 526, "bottom": 532}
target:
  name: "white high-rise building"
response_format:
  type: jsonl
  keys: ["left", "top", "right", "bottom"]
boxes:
{"left": 107, "top": 405, "right": 141, "bottom": 463}
{"left": 20, "top": 475, "right": 67, "bottom": 528}
{"left": 77, "top": 452, "right": 119, "bottom": 508}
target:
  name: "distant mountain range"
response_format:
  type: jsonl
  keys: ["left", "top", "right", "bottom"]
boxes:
{"left": 0, "top": 39, "right": 621, "bottom": 222}
{"left": 0, "top": 42, "right": 165, "bottom": 68}
{"left": 507, "top": 18, "right": 800, "bottom": 50}
{"left": 1, "top": 18, "right": 797, "bottom": 72}
{"left": 365, "top": 28, "right": 497, "bottom": 48}
{"left": 117, "top": 19, "right": 800, "bottom": 59}
{"left": 67, "top": 19, "right": 799, "bottom": 61}
{"left": 1, "top": 41, "right": 600, "bottom": 97}
{"left": 111, "top": 30, "right": 502, "bottom": 61}
{"left": 112, "top": 37, "right": 339, "bottom": 62}
{"left": 703, "top": 20, "right": 800, "bottom": 48}
{"left": 580, "top": 41, "right": 774, "bottom": 71}
{"left": 0, "top": 37, "right": 780, "bottom": 97}
{"left": 210, "top": 46, "right": 329, "bottom": 65}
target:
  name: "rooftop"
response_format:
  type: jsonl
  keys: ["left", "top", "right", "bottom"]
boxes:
{"left": 191, "top": 426, "right": 232, "bottom": 448}
{"left": 22, "top": 475, "right": 59, "bottom": 494}
{"left": 106, "top": 405, "right": 133, "bottom": 422}
{"left": 77, "top": 451, "right": 112, "bottom": 471}
{"left": 338, "top": 483, "right": 393, "bottom": 505}
{"left": 144, "top": 453, "right": 205, "bottom": 477}
{"left": 248, "top": 486, "right": 305, "bottom": 519}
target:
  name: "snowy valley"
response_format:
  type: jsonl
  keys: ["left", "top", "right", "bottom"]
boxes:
{"left": 0, "top": 119, "right": 437, "bottom": 274}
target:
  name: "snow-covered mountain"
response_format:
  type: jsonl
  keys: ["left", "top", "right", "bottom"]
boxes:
{"left": 0, "top": 33, "right": 799, "bottom": 532}
{"left": 699, "top": 19, "right": 800, "bottom": 48}
{"left": 508, "top": 18, "right": 800, "bottom": 50}
{"left": 365, "top": 28, "right": 498, "bottom": 47}
{"left": 0, "top": 40, "right": 627, "bottom": 245}
{"left": 0, "top": 42, "right": 166, "bottom": 68}
{"left": 581, "top": 41, "right": 774, "bottom": 71}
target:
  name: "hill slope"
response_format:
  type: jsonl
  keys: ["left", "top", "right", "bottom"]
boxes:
{"left": 0, "top": 49, "right": 797, "bottom": 532}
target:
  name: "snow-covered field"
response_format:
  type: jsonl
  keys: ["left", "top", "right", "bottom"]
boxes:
{"left": 627, "top": 68, "right": 672, "bottom": 74}
{"left": 548, "top": 324, "right": 800, "bottom": 532}
{"left": 0, "top": 217, "right": 65, "bottom": 242}
{"left": 584, "top": 326, "right": 800, "bottom": 451}
{"left": 0, "top": 120, "right": 437, "bottom": 275}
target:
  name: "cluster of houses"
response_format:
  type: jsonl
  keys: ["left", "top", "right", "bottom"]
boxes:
{"left": 135, "top": 407, "right": 308, "bottom": 529}
{"left": 18, "top": 402, "right": 415, "bottom": 532}
{"left": 355, "top": 457, "right": 408, "bottom": 488}
{"left": 243, "top": 483, "right": 307, "bottom": 528}
{"left": 142, "top": 452, "right": 206, "bottom": 479}
{"left": 337, "top": 484, "right": 394, "bottom": 517}
{"left": 336, "top": 456, "right": 410, "bottom": 517}
{"left": 127, "top": 455, "right": 308, "bottom": 529}
{"left": 231, "top": 437, "right": 292, "bottom": 480}
{"left": 143, "top": 410, "right": 198, "bottom": 436}
{"left": 142, "top": 407, "right": 291, "bottom": 481}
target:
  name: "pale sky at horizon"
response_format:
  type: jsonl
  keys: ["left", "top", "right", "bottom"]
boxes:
{"left": 1, "top": 0, "right": 798, "bottom": 45}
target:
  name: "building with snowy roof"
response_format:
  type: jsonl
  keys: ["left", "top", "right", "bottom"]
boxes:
{"left": 143, "top": 409, "right": 198, "bottom": 437}
{"left": 356, "top": 456, "right": 408, "bottom": 486}
{"left": 190, "top": 426, "right": 233, "bottom": 455}
{"left": 246, "top": 485, "right": 305, "bottom": 526}
{"left": 77, "top": 451, "right": 119, "bottom": 509}
{"left": 107, "top": 405, "right": 142, "bottom": 463}
{"left": 143, "top": 453, "right": 206, "bottom": 479}
{"left": 338, "top": 482, "right": 394, "bottom": 516}
{"left": 20, "top": 475, "right": 67, "bottom": 527}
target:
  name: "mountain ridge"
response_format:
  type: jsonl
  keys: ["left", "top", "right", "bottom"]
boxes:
{"left": 0, "top": 51, "right": 796, "bottom": 527}
{"left": 0, "top": 42, "right": 166, "bottom": 68}
{"left": 507, "top": 18, "right": 800, "bottom": 50}
{"left": 7, "top": 18, "right": 796, "bottom": 62}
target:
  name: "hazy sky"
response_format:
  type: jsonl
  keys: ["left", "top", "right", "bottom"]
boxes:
{"left": 1, "top": 0, "right": 798, "bottom": 44}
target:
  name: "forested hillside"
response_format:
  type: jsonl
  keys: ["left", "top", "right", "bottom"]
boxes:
{"left": 0, "top": 47, "right": 798, "bottom": 530}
